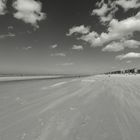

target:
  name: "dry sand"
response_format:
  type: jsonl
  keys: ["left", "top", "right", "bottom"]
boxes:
{"left": 0, "top": 74, "right": 140, "bottom": 140}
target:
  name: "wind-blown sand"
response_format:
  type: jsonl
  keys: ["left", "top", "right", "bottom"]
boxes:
{"left": 0, "top": 75, "right": 140, "bottom": 140}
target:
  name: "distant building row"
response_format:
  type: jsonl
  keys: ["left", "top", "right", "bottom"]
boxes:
{"left": 105, "top": 68, "right": 140, "bottom": 75}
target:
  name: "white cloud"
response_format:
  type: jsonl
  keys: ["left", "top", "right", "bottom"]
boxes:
{"left": 99, "top": 13, "right": 114, "bottom": 23}
{"left": 116, "top": 52, "right": 140, "bottom": 60}
{"left": 50, "top": 44, "right": 58, "bottom": 49}
{"left": 79, "top": 31, "right": 101, "bottom": 46}
{"left": 126, "top": 60, "right": 132, "bottom": 63}
{"left": 0, "top": 32, "right": 15, "bottom": 39}
{"left": 91, "top": 0, "right": 118, "bottom": 24}
{"left": 78, "top": 12, "right": 140, "bottom": 47}
{"left": 67, "top": 25, "right": 90, "bottom": 36}
{"left": 67, "top": 1, "right": 140, "bottom": 56}
{"left": 116, "top": 0, "right": 140, "bottom": 11}
{"left": 123, "top": 40, "right": 140, "bottom": 48}
{"left": 92, "top": 0, "right": 140, "bottom": 24}
{"left": 8, "top": 26, "right": 14, "bottom": 30}
{"left": 0, "top": 0, "right": 7, "bottom": 15}
{"left": 72, "top": 45, "right": 83, "bottom": 50}
{"left": 58, "top": 63, "right": 74, "bottom": 66}
{"left": 12, "top": 0, "right": 46, "bottom": 28}
{"left": 95, "top": 0, "right": 105, "bottom": 7}
{"left": 102, "top": 40, "right": 140, "bottom": 52}
{"left": 22, "top": 46, "right": 32, "bottom": 50}
{"left": 102, "top": 42, "right": 124, "bottom": 52}
{"left": 92, "top": 3, "right": 109, "bottom": 17}
{"left": 111, "top": 66, "right": 116, "bottom": 69}
{"left": 51, "top": 53, "right": 66, "bottom": 57}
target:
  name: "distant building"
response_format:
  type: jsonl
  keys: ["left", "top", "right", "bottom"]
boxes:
{"left": 105, "top": 68, "right": 140, "bottom": 75}
{"left": 126, "top": 68, "right": 137, "bottom": 74}
{"left": 137, "top": 69, "right": 140, "bottom": 74}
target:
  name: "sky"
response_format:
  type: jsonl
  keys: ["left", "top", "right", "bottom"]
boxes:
{"left": 0, "top": 0, "right": 140, "bottom": 75}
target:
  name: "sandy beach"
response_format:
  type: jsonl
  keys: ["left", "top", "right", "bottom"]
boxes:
{"left": 0, "top": 75, "right": 140, "bottom": 140}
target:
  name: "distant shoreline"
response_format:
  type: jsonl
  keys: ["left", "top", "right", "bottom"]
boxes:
{"left": 0, "top": 75, "right": 90, "bottom": 82}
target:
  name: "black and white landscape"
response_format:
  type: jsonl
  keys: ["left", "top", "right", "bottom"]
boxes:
{"left": 0, "top": 0, "right": 140, "bottom": 140}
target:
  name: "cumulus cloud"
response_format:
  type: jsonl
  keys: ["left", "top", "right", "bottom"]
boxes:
{"left": 92, "top": 0, "right": 118, "bottom": 24}
{"left": 116, "top": 0, "right": 140, "bottom": 11}
{"left": 50, "top": 44, "right": 58, "bottom": 49}
{"left": 92, "top": 3, "right": 109, "bottom": 17}
{"left": 72, "top": 45, "right": 83, "bottom": 50}
{"left": 116, "top": 52, "right": 140, "bottom": 60}
{"left": 67, "top": 0, "right": 140, "bottom": 56}
{"left": 67, "top": 25, "right": 90, "bottom": 36}
{"left": 77, "top": 11, "right": 140, "bottom": 47}
{"left": 0, "top": 32, "right": 15, "bottom": 39}
{"left": 58, "top": 63, "right": 74, "bottom": 66}
{"left": 8, "top": 26, "right": 14, "bottom": 30}
{"left": 102, "top": 42, "right": 124, "bottom": 52}
{"left": 12, "top": 0, "right": 46, "bottom": 28}
{"left": 126, "top": 60, "right": 132, "bottom": 63}
{"left": 102, "top": 40, "right": 140, "bottom": 52}
{"left": 124, "top": 40, "right": 140, "bottom": 48}
{"left": 79, "top": 31, "right": 101, "bottom": 46}
{"left": 92, "top": 0, "right": 140, "bottom": 24}
{"left": 51, "top": 53, "right": 66, "bottom": 57}
{"left": 22, "top": 46, "right": 32, "bottom": 50}
{"left": 0, "top": 0, "right": 7, "bottom": 15}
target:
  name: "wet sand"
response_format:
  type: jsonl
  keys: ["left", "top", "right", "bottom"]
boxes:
{"left": 0, "top": 75, "right": 140, "bottom": 140}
